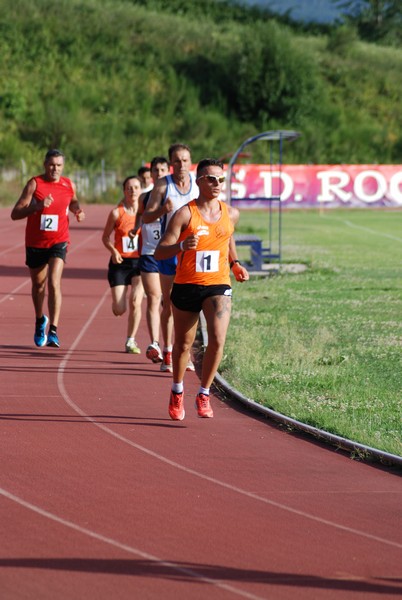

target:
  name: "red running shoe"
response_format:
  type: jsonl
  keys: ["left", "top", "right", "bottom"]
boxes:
{"left": 160, "top": 350, "right": 173, "bottom": 372}
{"left": 195, "top": 393, "right": 213, "bottom": 418}
{"left": 169, "top": 391, "right": 185, "bottom": 421}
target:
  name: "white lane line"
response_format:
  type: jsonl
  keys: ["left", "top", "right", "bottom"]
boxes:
{"left": 0, "top": 242, "right": 25, "bottom": 257}
{"left": 343, "top": 220, "right": 402, "bottom": 242}
{"left": 57, "top": 293, "right": 402, "bottom": 551}
{"left": 0, "top": 280, "right": 29, "bottom": 304}
{"left": 0, "top": 487, "right": 264, "bottom": 600}
{"left": 2, "top": 290, "right": 266, "bottom": 596}
{"left": 323, "top": 214, "right": 402, "bottom": 242}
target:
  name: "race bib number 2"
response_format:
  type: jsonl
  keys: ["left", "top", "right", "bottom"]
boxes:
{"left": 195, "top": 250, "right": 219, "bottom": 273}
{"left": 40, "top": 214, "right": 59, "bottom": 231}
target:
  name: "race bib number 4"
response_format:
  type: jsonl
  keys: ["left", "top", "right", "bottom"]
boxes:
{"left": 122, "top": 235, "right": 138, "bottom": 253}
{"left": 195, "top": 250, "right": 219, "bottom": 272}
{"left": 40, "top": 214, "right": 59, "bottom": 231}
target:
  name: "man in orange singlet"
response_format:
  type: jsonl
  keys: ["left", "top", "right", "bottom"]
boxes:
{"left": 154, "top": 158, "right": 249, "bottom": 421}
{"left": 11, "top": 149, "right": 85, "bottom": 348}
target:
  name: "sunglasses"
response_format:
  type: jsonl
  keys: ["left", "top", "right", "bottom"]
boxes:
{"left": 198, "top": 174, "right": 225, "bottom": 184}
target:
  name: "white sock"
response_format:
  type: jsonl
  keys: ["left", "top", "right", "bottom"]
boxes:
{"left": 164, "top": 345, "right": 173, "bottom": 352}
{"left": 198, "top": 386, "right": 210, "bottom": 396}
{"left": 172, "top": 382, "right": 183, "bottom": 393}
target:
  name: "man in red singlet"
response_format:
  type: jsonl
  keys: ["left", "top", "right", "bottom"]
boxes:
{"left": 154, "top": 158, "right": 249, "bottom": 421}
{"left": 11, "top": 149, "right": 85, "bottom": 348}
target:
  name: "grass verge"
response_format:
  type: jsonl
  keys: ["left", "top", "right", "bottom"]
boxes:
{"left": 222, "top": 208, "right": 402, "bottom": 457}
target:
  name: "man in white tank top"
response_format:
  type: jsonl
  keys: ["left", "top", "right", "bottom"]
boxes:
{"left": 142, "top": 143, "right": 199, "bottom": 372}
{"left": 137, "top": 156, "right": 170, "bottom": 364}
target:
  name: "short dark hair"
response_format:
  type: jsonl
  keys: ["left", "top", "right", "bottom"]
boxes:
{"left": 45, "top": 149, "right": 64, "bottom": 162}
{"left": 137, "top": 166, "right": 151, "bottom": 177}
{"left": 150, "top": 156, "right": 169, "bottom": 169}
{"left": 168, "top": 143, "right": 191, "bottom": 162}
{"left": 122, "top": 175, "right": 141, "bottom": 189}
{"left": 196, "top": 158, "right": 224, "bottom": 179}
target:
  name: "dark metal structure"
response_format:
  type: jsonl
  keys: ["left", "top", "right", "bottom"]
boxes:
{"left": 227, "top": 130, "right": 300, "bottom": 270}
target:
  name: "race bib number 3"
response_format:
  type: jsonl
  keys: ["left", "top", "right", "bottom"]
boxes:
{"left": 195, "top": 250, "right": 219, "bottom": 272}
{"left": 40, "top": 214, "right": 59, "bottom": 231}
{"left": 122, "top": 235, "right": 138, "bottom": 253}
{"left": 152, "top": 224, "right": 161, "bottom": 240}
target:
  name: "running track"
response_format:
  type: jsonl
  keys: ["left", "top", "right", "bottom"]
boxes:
{"left": 1, "top": 205, "right": 401, "bottom": 600}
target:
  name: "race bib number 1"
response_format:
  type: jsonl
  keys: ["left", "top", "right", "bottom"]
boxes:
{"left": 122, "top": 235, "right": 138, "bottom": 253}
{"left": 195, "top": 250, "right": 219, "bottom": 273}
{"left": 40, "top": 214, "right": 59, "bottom": 231}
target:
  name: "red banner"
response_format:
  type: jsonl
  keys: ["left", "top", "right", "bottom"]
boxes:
{"left": 225, "top": 165, "right": 402, "bottom": 208}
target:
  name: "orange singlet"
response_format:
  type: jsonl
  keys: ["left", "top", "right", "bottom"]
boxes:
{"left": 175, "top": 200, "right": 234, "bottom": 286}
{"left": 114, "top": 205, "right": 140, "bottom": 258}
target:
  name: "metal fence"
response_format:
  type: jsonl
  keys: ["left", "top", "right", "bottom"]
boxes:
{"left": 1, "top": 161, "right": 119, "bottom": 200}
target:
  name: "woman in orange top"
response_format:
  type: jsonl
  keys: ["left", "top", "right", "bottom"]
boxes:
{"left": 155, "top": 158, "right": 249, "bottom": 421}
{"left": 102, "top": 176, "right": 144, "bottom": 354}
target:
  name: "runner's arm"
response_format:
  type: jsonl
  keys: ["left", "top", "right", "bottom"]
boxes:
{"left": 69, "top": 182, "right": 85, "bottom": 221}
{"left": 10, "top": 179, "right": 39, "bottom": 220}
{"left": 127, "top": 195, "right": 145, "bottom": 239}
{"left": 154, "top": 205, "right": 192, "bottom": 260}
{"left": 102, "top": 208, "right": 123, "bottom": 264}
{"left": 142, "top": 179, "right": 169, "bottom": 223}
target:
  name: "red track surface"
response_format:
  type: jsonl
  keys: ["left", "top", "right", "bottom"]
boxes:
{"left": 1, "top": 206, "right": 401, "bottom": 600}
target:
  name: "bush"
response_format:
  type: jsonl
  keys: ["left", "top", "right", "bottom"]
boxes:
{"left": 230, "top": 22, "right": 324, "bottom": 127}
{"left": 327, "top": 25, "right": 358, "bottom": 57}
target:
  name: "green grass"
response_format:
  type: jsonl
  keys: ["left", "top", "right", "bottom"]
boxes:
{"left": 222, "top": 209, "right": 402, "bottom": 457}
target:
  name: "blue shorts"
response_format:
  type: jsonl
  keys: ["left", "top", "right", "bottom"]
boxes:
{"left": 157, "top": 255, "right": 177, "bottom": 276}
{"left": 139, "top": 255, "right": 159, "bottom": 274}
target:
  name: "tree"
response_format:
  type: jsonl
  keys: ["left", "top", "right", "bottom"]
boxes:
{"left": 333, "top": 0, "right": 401, "bottom": 44}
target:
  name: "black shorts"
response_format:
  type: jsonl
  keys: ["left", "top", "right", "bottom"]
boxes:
{"left": 26, "top": 242, "right": 68, "bottom": 269}
{"left": 107, "top": 257, "right": 141, "bottom": 287}
{"left": 171, "top": 283, "right": 232, "bottom": 313}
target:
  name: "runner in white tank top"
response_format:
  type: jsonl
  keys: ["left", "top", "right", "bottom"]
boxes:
{"left": 136, "top": 157, "right": 170, "bottom": 364}
{"left": 140, "top": 143, "right": 198, "bottom": 373}
{"left": 161, "top": 171, "right": 198, "bottom": 233}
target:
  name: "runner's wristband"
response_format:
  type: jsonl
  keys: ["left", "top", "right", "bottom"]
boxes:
{"left": 230, "top": 260, "right": 241, "bottom": 269}
{"left": 179, "top": 241, "right": 184, "bottom": 251}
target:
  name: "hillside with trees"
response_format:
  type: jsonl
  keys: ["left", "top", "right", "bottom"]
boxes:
{"left": 0, "top": 0, "right": 401, "bottom": 181}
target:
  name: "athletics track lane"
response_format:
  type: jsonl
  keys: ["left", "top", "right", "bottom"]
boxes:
{"left": 0, "top": 206, "right": 401, "bottom": 600}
